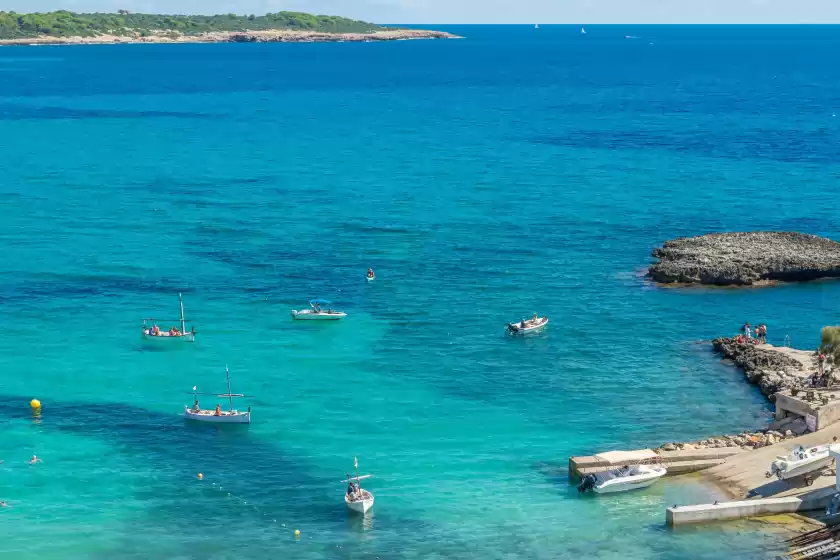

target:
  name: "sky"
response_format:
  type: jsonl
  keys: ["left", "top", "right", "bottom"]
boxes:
{"left": 5, "top": 0, "right": 840, "bottom": 24}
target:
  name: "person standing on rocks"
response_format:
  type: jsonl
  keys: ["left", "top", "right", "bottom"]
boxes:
{"left": 744, "top": 323, "right": 752, "bottom": 340}
{"left": 819, "top": 353, "right": 826, "bottom": 375}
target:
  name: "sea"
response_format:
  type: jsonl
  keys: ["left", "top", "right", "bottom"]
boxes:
{"left": 1, "top": 24, "right": 840, "bottom": 560}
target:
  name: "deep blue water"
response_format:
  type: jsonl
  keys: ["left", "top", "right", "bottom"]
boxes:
{"left": 1, "top": 24, "right": 840, "bottom": 559}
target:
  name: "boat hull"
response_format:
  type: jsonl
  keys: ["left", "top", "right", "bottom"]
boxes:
{"left": 593, "top": 473, "right": 663, "bottom": 493}
{"left": 291, "top": 310, "right": 346, "bottom": 321}
{"left": 771, "top": 446, "right": 833, "bottom": 480}
{"left": 143, "top": 331, "right": 195, "bottom": 342}
{"left": 183, "top": 407, "right": 250, "bottom": 424}
{"left": 508, "top": 318, "right": 548, "bottom": 334}
{"left": 587, "top": 465, "right": 667, "bottom": 494}
{"left": 345, "top": 492, "right": 374, "bottom": 514}
{"left": 367, "top": 275, "right": 375, "bottom": 281}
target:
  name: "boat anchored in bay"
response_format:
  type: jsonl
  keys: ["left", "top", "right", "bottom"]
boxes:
{"left": 344, "top": 457, "right": 374, "bottom": 514}
{"left": 507, "top": 312, "right": 548, "bottom": 334}
{"left": 291, "top": 299, "right": 347, "bottom": 321}
{"left": 142, "top": 293, "right": 196, "bottom": 342}
{"left": 184, "top": 366, "right": 251, "bottom": 424}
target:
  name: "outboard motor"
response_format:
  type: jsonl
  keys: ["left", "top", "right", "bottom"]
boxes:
{"left": 578, "top": 474, "right": 597, "bottom": 493}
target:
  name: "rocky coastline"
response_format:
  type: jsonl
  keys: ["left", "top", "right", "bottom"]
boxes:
{"left": 0, "top": 28, "right": 461, "bottom": 46}
{"left": 655, "top": 336, "right": 823, "bottom": 452}
{"left": 648, "top": 232, "right": 840, "bottom": 286}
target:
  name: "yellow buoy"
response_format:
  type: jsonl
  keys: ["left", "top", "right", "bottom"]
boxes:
{"left": 30, "top": 399, "right": 41, "bottom": 409}
{"left": 295, "top": 529, "right": 301, "bottom": 538}
{"left": 197, "top": 473, "right": 203, "bottom": 480}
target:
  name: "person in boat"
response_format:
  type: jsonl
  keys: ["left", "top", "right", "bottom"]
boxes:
{"left": 367, "top": 268, "right": 374, "bottom": 278}
{"left": 191, "top": 400, "right": 200, "bottom": 413}
{"left": 152, "top": 324, "right": 160, "bottom": 336}
{"left": 532, "top": 312, "right": 538, "bottom": 324}
{"left": 28, "top": 455, "right": 42, "bottom": 465}
{"left": 346, "top": 477, "right": 356, "bottom": 499}
{"left": 214, "top": 404, "right": 221, "bottom": 416}
{"left": 520, "top": 320, "right": 526, "bottom": 329}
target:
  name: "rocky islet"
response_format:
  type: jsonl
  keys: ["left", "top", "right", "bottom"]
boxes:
{"left": 648, "top": 232, "right": 840, "bottom": 286}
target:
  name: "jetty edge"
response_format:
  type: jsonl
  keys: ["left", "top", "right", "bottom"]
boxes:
{"left": 0, "top": 11, "right": 462, "bottom": 46}
{"left": 647, "top": 232, "right": 840, "bottom": 286}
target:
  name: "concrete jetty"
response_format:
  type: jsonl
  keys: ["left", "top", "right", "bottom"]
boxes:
{"left": 569, "top": 447, "right": 744, "bottom": 480}
{"left": 667, "top": 424, "right": 840, "bottom": 526}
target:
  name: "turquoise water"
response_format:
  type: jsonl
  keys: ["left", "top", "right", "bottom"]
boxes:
{"left": 2, "top": 24, "right": 840, "bottom": 559}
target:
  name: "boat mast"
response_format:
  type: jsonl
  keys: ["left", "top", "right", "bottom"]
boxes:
{"left": 226, "top": 365, "right": 233, "bottom": 412}
{"left": 179, "top": 293, "right": 186, "bottom": 334}
{"left": 354, "top": 456, "right": 360, "bottom": 487}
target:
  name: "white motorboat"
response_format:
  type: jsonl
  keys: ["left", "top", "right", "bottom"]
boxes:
{"left": 578, "top": 463, "right": 667, "bottom": 494}
{"left": 142, "top": 293, "right": 196, "bottom": 342}
{"left": 184, "top": 366, "right": 251, "bottom": 424}
{"left": 343, "top": 457, "right": 374, "bottom": 515}
{"left": 766, "top": 444, "right": 834, "bottom": 481}
{"left": 291, "top": 299, "right": 346, "bottom": 321}
{"left": 507, "top": 315, "right": 548, "bottom": 334}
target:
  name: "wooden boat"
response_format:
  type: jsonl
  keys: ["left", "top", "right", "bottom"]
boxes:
{"left": 767, "top": 444, "right": 834, "bottom": 481}
{"left": 291, "top": 299, "right": 346, "bottom": 321}
{"left": 343, "top": 457, "right": 374, "bottom": 515}
{"left": 142, "top": 293, "right": 196, "bottom": 342}
{"left": 184, "top": 366, "right": 250, "bottom": 424}
{"left": 578, "top": 455, "right": 666, "bottom": 494}
{"left": 507, "top": 316, "right": 548, "bottom": 334}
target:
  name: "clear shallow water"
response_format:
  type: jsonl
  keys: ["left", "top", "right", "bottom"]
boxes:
{"left": 1, "top": 24, "right": 840, "bottom": 559}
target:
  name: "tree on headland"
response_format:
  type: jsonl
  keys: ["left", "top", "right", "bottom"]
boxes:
{"left": 0, "top": 10, "right": 383, "bottom": 39}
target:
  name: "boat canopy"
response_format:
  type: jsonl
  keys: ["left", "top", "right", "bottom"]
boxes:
{"left": 310, "top": 299, "right": 332, "bottom": 305}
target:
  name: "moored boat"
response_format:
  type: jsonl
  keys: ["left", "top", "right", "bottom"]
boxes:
{"left": 367, "top": 268, "right": 375, "bottom": 281}
{"left": 142, "top": 293, "right": 196, "bottom": 342}
{"left": 507, "top": 314, "right": 548, "bottom": 334}
{"left": 184, "top": 366, "right": 251, "bottom": 424}
{"left": 578, "top": 461, "right": 667, "bottom": 494}
{"left": 292, "top": 299, "right": 346, "bottom": 320}
{"left": 766, "top": 444, "right": 834, "bottom": 481}
{"left": 343, "top": 457, "right": 374, "bottom": 515}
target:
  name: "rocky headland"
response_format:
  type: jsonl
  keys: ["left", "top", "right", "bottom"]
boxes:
{"left": 0, "top": 28, "right": 460, "bottom": 46}
{"left": 648, "top": 232, "right": 840, "bottom": 286}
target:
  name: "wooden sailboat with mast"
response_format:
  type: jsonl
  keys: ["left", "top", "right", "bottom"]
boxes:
{"left": 184, "top": 366, "right": 251, "bottom": 424}
{"left": 343, "top": 457, "right": 374, "bottom": 514}
{"left": 142, "top": 293, "right": 196, "bottom": 342}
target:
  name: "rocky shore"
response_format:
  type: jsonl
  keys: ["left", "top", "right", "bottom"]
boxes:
{"left": 0, "top": 28, "right": 461, "bottom": 46}
{"left": 648, "top": 232, "right": 840, "bottom": 286}
{"left": 652, "top": 336, "right": 831, "bottom": 453}
{"left": 712, "top": 336, "right": 816, "bottom": 399}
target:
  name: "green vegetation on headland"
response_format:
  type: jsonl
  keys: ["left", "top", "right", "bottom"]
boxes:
{"left": 0, "top": 10, "right": 384, "bottom": 39}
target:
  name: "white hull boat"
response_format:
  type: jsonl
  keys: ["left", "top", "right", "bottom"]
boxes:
{"left": 142, "top": 293, "right": 196, "bottom": 342}
{"left": 184, "top": 366, "right": 251, "bottom": 425}
{"left": 291, "top": 309, "right": 347, "bottom": 320}
{"left": 345, "top": 490, "right": 374, "bottom": 514}
{"left": 144, "top": 330, "right": 195, "bottom": 342}
{"left": 367, "top": 275, "right": 375, "bottom": 282}
{"left": 508, "top": 317, "right": 548, "bottom": 334}
{"left": 579, "top": 464, "right": 667, "bottom": 494}
{"left": 184, "top": 407, "right": 250, "bottom": 424}
{"left": 343, "top": 459, "right": 374, "bottom": 515}
{"left": 292, "top": 299, "right": 346, "bottom": 320}
{"left": 767, "top": 444, "right": 834, "bottom": 481}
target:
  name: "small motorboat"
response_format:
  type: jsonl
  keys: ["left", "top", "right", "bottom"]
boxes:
{"left": 142, "top": 293, "right": 196, "bottom": 342}
{"left": 367, "top": 268, "right": 375, "bottom": 281}
{"left": 578, "top": 462, "right": 667, "bottom": 494}
{"left": 343, "top": 457, "right": 374, "bottom": 515}
{"left": 184, "top": 366, "right": 251, "bottom": 424}
{"left": 291, "top": 299, "right": 346, "bottom": 320}
{"left": 766, "top": 444, "right": 834, "bottom": 482}
{"left": 507, "top": 314, "right": 548, "bottom": 334}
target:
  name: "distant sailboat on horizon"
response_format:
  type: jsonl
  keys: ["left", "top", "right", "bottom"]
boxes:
{"left": 535, "top": 24, "right": 539, "bottom": 29}
{"left": 581, "top": 27, "right": 587, "bottom": 35}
